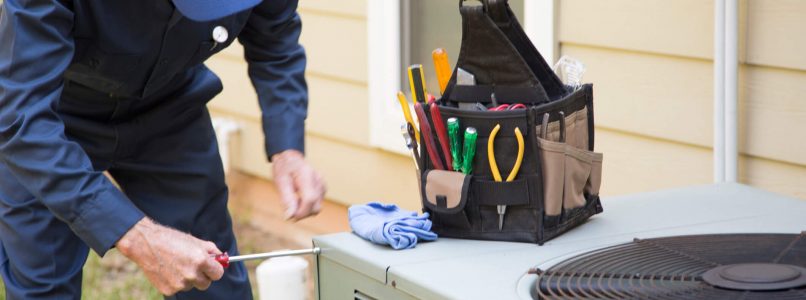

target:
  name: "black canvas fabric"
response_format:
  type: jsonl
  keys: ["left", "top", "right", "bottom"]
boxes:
{"left": 419, "top": 0, "right": 602, "bottom": 245}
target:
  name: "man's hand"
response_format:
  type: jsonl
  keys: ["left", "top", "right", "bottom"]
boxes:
{"left": 116, "top": 218, "right": 224, "bottom": 296}
{"left": 271, "top": 149, "right": 326, "bottom": 221}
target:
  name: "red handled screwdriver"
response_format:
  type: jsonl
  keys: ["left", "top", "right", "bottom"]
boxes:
{"left": 429, "top": 101, "right": 453, "bottom": 169}
{"left": 214, "top": 248, "right": 321, "bottom": 268}
{"left": 414, "top": 102, "right": 445, "bottom": 170}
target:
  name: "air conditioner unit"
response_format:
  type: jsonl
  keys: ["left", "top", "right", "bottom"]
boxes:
{"left": 312, "top": 183, "right": 806, "bottom": 299}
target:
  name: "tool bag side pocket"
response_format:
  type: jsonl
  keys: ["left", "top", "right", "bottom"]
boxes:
{"left": 530, "top": 85, "right": 603, "bottom": 237}
{"left": 586, "top": 153, "right": 604, "bottom": 196}
{"left": 536, "top": 137, "right": 565, "bottom": 230}
{"left": 563, "top": 146, "right": 595, "bottom": 211}
{"left": 421, "top": 170, "right": 474, "bottom": 232}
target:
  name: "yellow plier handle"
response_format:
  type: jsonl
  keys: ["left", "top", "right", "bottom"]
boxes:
{"left": 487, "top": 124, "right": 525, "bottom": 182}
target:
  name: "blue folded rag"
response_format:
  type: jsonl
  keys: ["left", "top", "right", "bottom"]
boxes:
{"left": 348, "top": 202, "right": 438, "bottom": 250}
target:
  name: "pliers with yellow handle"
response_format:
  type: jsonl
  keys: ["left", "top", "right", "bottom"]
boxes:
{"left": 487, "top": 124, "right": 525, "bottom": 231}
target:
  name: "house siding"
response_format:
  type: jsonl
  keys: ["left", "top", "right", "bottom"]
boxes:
{"left": 560, "top": 0, "right": 806, "bottom": 198}
{"left": 207, "top": 0, "right": 805, "bottom": 210}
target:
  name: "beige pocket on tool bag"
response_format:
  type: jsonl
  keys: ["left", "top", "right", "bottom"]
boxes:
{"left": 563, "top": 146, "right": 595, "bottom": 210}
{"left": 422, "top": 170, "right": 473, "bottom": 230}
{"left": 585, "top": 153, "right": 604, "bottom": 196}
{"left": 535, "top": 107, "right": 589, "bottom": 149}
{"left": 424, "top": 170, "right": 471, "bottom": 212}
{"left": 564, "top": 107, "right": 589, "bottom": 150}
{"left": 537, "top": 109, "right": 602, "bottom": 215}
{"left": 537, "top": 137, "right": 565, "bottom": 217}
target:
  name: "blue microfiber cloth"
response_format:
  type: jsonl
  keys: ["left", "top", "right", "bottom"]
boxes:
{"left": 348, "top": 202, "right": 438, "bottom": 250}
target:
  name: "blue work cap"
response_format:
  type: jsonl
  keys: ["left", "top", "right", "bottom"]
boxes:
{"left": 172, "top": 0, "right": 261, "bottom": 21}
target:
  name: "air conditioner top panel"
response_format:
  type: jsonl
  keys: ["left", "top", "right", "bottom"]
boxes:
{"left": 312, "top": 183, "right": 806, "bottom": 300}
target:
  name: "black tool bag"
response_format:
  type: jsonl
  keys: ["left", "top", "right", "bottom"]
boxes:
{"left": 419, "top": 0, "right": 603, "bottom": 245}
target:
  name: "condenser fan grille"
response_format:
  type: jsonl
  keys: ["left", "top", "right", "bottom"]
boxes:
{"left": 535, "top": 233, "right": 806, "bottom": 299}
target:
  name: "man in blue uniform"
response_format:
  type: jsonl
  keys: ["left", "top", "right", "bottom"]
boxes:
{"left": 0, "top": 0, "right": 325, "bottom": 298}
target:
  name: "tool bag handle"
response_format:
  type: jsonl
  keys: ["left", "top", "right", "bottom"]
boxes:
{"left": 445, "top": 0, "right": 567, "bottom": 105}
{"left": 459, "top": 0, "right": 490, "bottom": 10}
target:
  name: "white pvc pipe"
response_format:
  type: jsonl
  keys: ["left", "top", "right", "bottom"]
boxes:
{"left": 524, "top": 0, "right": 557, "bottom": 65}
{"left": 725, "top": 0, "right": 739, "bottom": 182}
{"left": 256, "top": 256, "right": 309, "bottom": 300}
{"left": 212, "top": 118, "right": 240, "bottom": 174}
{"left": 713, "top": 0, "right": 726, "bottom": 183}
{"left": 366, "top": 0, "right": 403, "bottom": 153}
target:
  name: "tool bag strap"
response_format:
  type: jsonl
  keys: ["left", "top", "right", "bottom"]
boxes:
{"left": 445, "top": 0, "right": 567, "bottom": 105}
{"left": 484, "top": 0, "right": 567, "bottom": 99}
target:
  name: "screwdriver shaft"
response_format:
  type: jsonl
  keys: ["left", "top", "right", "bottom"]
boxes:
{"left": 497, "top": 205, "right": 507, "bottom": 231}
{"left": 227, "top": 248, "right": 320, "bottom": 263}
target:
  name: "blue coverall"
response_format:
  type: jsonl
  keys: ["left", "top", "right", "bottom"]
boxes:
{"left": 0, "top": 0, "right": 308, "bottom": 298}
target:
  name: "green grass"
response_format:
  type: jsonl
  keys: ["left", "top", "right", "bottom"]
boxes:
{"left": 81, "top": 251, "right": 163, "bottom": 300}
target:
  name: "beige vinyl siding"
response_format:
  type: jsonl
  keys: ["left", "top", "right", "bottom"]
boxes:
{"left": 562, "top": 46, "right": 714, "bottom": 147}
{"left": 208, "top": 0, "right": 421, "bottom": 208}
{"left": 746, "top": 0, "right": 806, "bottom": 70}
{"left": 560, "top": 0, "right": 806, "bottom": 199}
{"left": 595, "top": 129, "right": 713, "bottom": 195}
{"left": 559, "top": 0, "right": 715, "bottom": 60}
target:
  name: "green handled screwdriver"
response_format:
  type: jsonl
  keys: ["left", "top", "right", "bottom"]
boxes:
{"left": 447, "top": 118, "right": 462, "bottom": 172}
{"left": 461, "top": 127, "right": 477, "bottom": 175}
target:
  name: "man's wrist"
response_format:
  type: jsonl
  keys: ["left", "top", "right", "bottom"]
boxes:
{"left": 271, "top": 149, "right": 304, "bottom": 162}
{"left": 116, "top": 216, "right": 151, "bottom": 255}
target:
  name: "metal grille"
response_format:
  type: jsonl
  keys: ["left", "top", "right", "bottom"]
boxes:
{"left": 535, "top": 233, "right": 806, "bottom": 300}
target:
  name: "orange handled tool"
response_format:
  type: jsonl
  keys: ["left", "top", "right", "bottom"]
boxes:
{"left": 432, "top": 48, "right": 451, "bottom": 94}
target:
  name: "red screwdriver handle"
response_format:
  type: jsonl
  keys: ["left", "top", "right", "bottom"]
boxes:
{"left": 414, "top": 102, "right": 445, "bottom": 170}
{"left": 214, "top": 252, "right": 229, "bottom": 268}
{"left": 429, "top": 102, "right": 453, "bottom": 169}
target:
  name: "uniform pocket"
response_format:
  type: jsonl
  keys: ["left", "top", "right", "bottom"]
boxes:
{"left": 65, "top": 40, "right": 142, "bottom": 95}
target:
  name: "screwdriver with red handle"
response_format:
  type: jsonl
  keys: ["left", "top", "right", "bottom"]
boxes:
{"left": 414, "top": 102, "right": 445, "bottom": 170}
{"left": 214, "top": 248, "right": 320, "bottom": 268}
{"left": 429, "top": 100, "right": 452, "bottom": 169}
